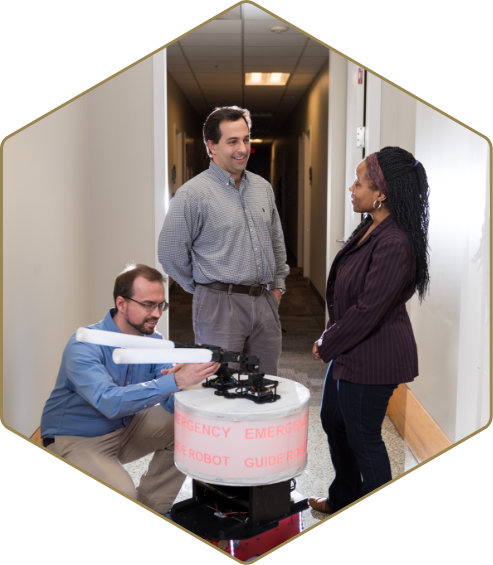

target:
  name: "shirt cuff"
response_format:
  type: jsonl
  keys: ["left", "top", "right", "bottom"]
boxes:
{"left": 155, "top": 373, "right": 180, "bottom": 399}
{"left": 268, "top": 279, "right": 286, "bottom": 292}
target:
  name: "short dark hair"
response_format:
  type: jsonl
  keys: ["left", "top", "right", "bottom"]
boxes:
{"left": 113, "top": 263, "right": 166, "bottom": 306}
{"left": 203, "top": 106, "right": 252, "bottom": 157}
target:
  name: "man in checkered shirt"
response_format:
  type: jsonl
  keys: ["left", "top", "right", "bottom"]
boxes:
{"left": 158, "top": 106, "right": 289, "bottom": 376}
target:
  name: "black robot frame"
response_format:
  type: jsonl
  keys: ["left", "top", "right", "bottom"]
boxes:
{"left": 173, "top": 342, "right": 281, "bottom": 403}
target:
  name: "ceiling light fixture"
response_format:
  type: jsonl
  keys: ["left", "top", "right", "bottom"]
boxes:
{"left": 250, "top": 139, "right": 264, "bottom": 143}
{"left": 270, "top": 25, "right": 289, "bottom": 34}
{"left": 245, "top": 73, "right": 290, "bottom": 86}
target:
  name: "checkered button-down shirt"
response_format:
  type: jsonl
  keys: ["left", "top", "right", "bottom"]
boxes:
{"left": 158, "top": 161, "right": 289, "bottom": 294}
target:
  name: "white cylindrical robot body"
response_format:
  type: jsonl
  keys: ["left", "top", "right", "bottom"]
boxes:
{"left": 174, "top": 377, "right": 310, "bottom": 486}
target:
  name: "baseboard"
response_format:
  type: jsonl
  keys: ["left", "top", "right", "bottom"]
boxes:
{"left": 30, "top": 427, "right": 42, "bottom": 445}
{"left": 387, "top": 384, "right": 452, "bottom": 463}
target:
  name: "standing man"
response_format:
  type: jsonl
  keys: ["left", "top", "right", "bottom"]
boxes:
{"left": 158, "top": 106, "right": 289, "bottom": 376}
{"left": 40, "top": 263, "right": 220, "bottom": 514}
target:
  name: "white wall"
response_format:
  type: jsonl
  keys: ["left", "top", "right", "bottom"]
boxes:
{"left": 380, "top": 80, "right": 416, "bottom": 153}
{"left": 326, "top": 51, "right": 348, "bottom": 322}
{"left": 408, "top": 103, "right": 489, "bottom": 443}
{"left": 87, "top": 57, "right": 156, "bottom": 323}
{"left": 372, "top": 79, "right": 489, "bottom": 442}
{"left": 3, "top": 55, "right": 166, "bottom": 437}
{"left": 3, "top": 98, "right": 91, "bottom": 437}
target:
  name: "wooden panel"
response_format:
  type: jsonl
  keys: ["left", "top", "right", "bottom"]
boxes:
{"left": 387, "top": 384, "right": 452, "bottom": 463}
{"left": 30, "top": 427, "right": 42, "bottom": 445}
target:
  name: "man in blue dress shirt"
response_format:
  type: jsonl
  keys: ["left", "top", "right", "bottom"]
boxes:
{"left": 40, "top": 263, "right": 220, "bottom": 514}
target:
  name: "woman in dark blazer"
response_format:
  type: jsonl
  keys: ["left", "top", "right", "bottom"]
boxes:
{"left": 309, "top": 146, "right": 430, "bottom": 514}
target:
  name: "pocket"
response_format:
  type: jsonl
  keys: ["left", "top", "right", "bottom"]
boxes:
{"left": 267, "top": 289, "right": 280, "bottom": 310}
{"left": 192, "top": 286, "right": 206, "bottom": 330}
{"left": 264, "top": 290, "right": 281, "bottom": 330}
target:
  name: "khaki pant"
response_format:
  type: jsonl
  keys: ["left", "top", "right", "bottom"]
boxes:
{"left": 48, "top": 404, "right": 184, "bottom": 514}
{"left": 193, "top": 285, "right": 282, "bottom": 376}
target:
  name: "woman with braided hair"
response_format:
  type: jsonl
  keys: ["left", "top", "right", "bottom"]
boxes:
{"left": 308, "top": 146, "right": 430, "bottom": 514}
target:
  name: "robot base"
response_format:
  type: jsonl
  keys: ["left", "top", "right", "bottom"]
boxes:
{"left": 170, "top": 479, "right": 308, "bottom": 556}
{"left": 210, "top": 514, "right": 304, "bottom": 560}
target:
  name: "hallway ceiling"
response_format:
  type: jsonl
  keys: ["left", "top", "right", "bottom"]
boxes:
{"left": 166, "top": 4, "right": 329, "bottom": 139}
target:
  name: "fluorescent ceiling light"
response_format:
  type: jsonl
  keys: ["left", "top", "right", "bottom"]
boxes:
{"left": 245, "top": 72, "right": 290, "bottom": 86}
{"left": 250, "top": 139, "right": 264, "bottom": 143}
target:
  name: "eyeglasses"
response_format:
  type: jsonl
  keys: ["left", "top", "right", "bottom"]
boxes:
{"left": 122, "top": 296, "right": 169, "bottom": 312}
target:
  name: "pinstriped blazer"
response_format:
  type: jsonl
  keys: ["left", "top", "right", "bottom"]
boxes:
{"left": 318, "top": 215, "right": 418, "bottom": 385}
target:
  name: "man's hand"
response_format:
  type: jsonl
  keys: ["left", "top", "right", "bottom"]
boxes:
{"left": 161, "top": 362, "right": 221, "bottom": 390}
{"left": 270, "top": 288, "right": 282, "bottom": 304}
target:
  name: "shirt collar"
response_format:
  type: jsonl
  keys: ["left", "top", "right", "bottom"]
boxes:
{"left": 102, "top": 308, "right": 121, "bottom": 332}
{"left": 208, "top": 160, "right": 248, "bottom": 188}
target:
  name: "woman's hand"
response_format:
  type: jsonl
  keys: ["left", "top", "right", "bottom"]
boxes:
{"left": 312, "top": 341, "right": 321, "bottom": 360}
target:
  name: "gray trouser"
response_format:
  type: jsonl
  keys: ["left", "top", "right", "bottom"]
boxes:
{"left": 47, "top": 405, "right": 184, "bottom": 514}
{"left": 192, "top": 285, "right": 282, "bottom": 376}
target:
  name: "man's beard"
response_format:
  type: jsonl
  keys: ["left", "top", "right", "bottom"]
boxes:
{"left": 126, "top": 315, "right": 159, "bottom": 335}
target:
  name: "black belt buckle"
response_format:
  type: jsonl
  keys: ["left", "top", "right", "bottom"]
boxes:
{"left": 249, "top": 284, "right": 262, "bottom": 296}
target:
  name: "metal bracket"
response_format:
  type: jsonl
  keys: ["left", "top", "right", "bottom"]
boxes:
{"left": 356, "top": 127, "right": 365, "bottom": 148}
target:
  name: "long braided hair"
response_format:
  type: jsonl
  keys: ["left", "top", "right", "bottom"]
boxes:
{"left": 347, "top": 146, "right": 431, "bottom": 301}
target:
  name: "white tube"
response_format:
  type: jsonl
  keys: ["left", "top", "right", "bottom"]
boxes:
{"left": 76, "top": 327, "right": 175, "bottom": 349}
{"left": 112, "top": 348, "right": 213, "bottom": 365}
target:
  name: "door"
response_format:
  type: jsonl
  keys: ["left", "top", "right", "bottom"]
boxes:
{"left": 302, "top": 130, "right": 311, "bottom": 279}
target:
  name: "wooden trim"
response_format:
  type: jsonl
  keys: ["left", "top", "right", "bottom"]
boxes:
{"left": 30, "top": 427, "right": 42, "bottom": 445}
{"left": 387, "top": 384, "right": 452, "bottom": 463}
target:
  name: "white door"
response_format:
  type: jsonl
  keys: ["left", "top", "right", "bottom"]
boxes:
{"left": 344, "top": 63, "right": 366, "bottom": 239}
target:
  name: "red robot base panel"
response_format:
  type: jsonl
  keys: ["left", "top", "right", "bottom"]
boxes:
{"left": 210, "top": 514, "right": 304, "bottom": 561}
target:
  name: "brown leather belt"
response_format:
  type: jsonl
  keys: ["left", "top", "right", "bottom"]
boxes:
{"left": 197, "top": 282, "right": 268, "bottom": 297}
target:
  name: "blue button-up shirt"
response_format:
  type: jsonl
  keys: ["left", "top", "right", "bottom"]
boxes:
{"left": 40, "top": 309, "right": 179, "bottom": 438}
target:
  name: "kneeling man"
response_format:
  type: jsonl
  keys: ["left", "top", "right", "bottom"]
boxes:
{"left": 40, "top": 263, "right": 219, "bottom": 513}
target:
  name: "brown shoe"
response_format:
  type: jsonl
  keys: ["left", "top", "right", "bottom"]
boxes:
{"left": 308, "top": 496, "right": 332, "bottom": 514}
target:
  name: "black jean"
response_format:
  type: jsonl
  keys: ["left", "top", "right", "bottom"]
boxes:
{"left": 320, "top": 361, "right": 397, "bottom": 512}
